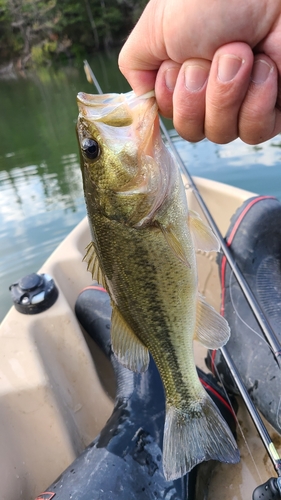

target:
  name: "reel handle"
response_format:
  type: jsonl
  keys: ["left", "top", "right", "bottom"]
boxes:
{"left": 253, "top": 478, "right": 281, "bottom": 499}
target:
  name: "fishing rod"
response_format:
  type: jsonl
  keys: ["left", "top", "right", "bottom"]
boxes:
{"left": 162, "top": 126, "right": 281, "bottom": 497}
{"left": 158, "top": 111, "right": 281, "bottom": 495}
{"left": 82, "top": 60, "right": 281, "bottom": 499}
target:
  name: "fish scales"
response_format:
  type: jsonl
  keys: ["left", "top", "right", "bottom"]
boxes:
{"left": 84, "top": 169, "right": 198, "bottom": 404}
{"left": 92, "top": 208, "right": 198, "bottom": 406}
{"left": 77, "top": 90, "right": 240, "bottom": 480}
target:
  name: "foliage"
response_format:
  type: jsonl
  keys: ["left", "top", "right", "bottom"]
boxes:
{"left": 0, "top": 0, "right": 148, "bottom": 66}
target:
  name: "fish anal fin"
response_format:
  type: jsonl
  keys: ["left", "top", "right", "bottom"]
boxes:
{"left": 111, "top": 305, "right": 149, "bottom": 372}
{"left": 188, "top": 210, "right": 220, "bottom": 252}
{"left": 163, "top": 394, "right": 239, "bottom": 480}
{"left": 157, "top": 222, "right": 190, "bottom": 268}
{"left": 83, "top": 242, "right": 107, "bottom": 289}
{"left": 194, "top": 293, "right": 230, "bottom": 349}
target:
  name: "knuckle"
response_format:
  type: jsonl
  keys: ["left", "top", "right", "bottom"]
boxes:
{"left": 174, "top": 111, "right": 205, "bottom": 143}
{"left": 205, "top": 128, "right": 237, "bottom": 144}
{"left": 239, "top": 104, "right": 275, "bottom": 144}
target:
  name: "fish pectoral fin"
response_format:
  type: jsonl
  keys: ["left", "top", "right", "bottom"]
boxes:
{"left": 194, "top": 293, "right": 230, "bottom": 348}
{"left": 83, "top": 242, "right": 107, "bottom": 289}
{"left": 157, "top": 222, "right": 190, "bottom": 267}
{"left": 163, "top": 395, "right": 239, "bottom": 480}
{"left": 111, "top": 305, "right": 149, "bottom": 372}
{"left": 188, "top": 210, "right": 220, "bottom": 252}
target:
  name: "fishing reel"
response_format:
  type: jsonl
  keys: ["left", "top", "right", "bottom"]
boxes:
{"left": 253, "top": 477, "right": 281, "bottom": 499}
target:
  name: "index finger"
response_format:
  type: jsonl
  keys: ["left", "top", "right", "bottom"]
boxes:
{"left": 118, "top": 3, "right": 167, "bottom": 94}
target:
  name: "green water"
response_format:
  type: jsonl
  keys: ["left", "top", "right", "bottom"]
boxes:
{"left": 1, "top": 51, "right": 281, "bottom": 322}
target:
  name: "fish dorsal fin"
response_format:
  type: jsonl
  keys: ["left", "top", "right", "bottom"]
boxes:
{"left": 194, "top": 293, "right": 230, "bottom": 348}
{"left": 157, "top": 222, "right": 190, "bottom": 268}
{"left": 188, "top": 210, "right": 220, "bottom": 252}
{"left": 111, "top": 305, "right": 150, "bottom": 372}
{"left": 83, "top": 242, "right": 107, "bottom": 289}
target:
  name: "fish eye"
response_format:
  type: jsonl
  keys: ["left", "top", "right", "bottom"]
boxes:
{"left": 81, "top": 138, "right": 100, "bottom": 160}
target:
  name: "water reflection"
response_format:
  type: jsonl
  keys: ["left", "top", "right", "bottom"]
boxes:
{"left": 175, "top": 134, "right": 281, "bottom": 199}
{"left": 0, "top": 155, "right": 82, "bottom": 221}
{"left": 0, "top": 50, "right": 131, "bottom": 320}
{"left": 0, "top": 151, "right": 86, "bottom": 322}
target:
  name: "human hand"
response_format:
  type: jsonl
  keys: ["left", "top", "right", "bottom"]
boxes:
{"left": 119, "top": 0, "right": 281, "bottom": 144}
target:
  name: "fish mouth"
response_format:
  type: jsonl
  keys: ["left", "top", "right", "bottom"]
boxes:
{"left": 77, "top": 90, "right": 155, "bottom": 111}
{"left": 77, "top": 92, "right": 133, "bottom": 127}
{"left": 77, "top": 90, "right": 159, "bottom": 157}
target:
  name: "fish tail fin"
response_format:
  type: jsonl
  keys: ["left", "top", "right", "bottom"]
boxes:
{"left": 163, "top": 393, "right": 239, "bottom": 480}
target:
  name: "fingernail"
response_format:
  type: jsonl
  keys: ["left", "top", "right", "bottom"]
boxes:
{"left": 165, "top": 67, "right": 178, "bottom": 91}
{"left": 251, "top": 59, "right": 272, "bottom": 84}
{"left": 218, "top": 55, "right": 243, "bottom": 82}
{"left": 184, "top": 64, "right": 209, "bottom": 91}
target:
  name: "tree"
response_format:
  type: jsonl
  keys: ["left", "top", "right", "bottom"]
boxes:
{"left": 0, "top": 0, "right": 149, "bottom": 66}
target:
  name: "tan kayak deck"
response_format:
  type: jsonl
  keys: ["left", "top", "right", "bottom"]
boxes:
{"left": 0, "top": 176, "right": 277, "bottom": 499}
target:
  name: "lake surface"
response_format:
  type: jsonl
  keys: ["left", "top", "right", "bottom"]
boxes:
{"left": 1, "top": 51, "right": 281, "bottom": 322}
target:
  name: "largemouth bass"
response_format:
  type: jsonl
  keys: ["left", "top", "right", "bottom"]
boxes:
{"left": 76, "top": 90, "right": 239, "bottom": 480}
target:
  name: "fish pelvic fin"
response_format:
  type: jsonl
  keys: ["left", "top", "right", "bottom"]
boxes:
{"left": 111, "top": 305, "right": 149, "bottom": 372}
{"left": 163, "top": 394, "right": 239, "bottom": 480}
{"left": 83, "top": 242, "right": 107, "bottom": 289}
{"left": 194, "top": 293, "right": 230, "bottom": 349}
{"left": 188, "top": 210, "right": 220, "bottom": 252}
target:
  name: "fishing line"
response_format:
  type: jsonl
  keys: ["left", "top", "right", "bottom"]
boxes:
{"left": 229, "top": 267, "right": 281, "bottom": 433}
{"left": 229, "top": 268, "right": 276, "bottom": 353}
{"left": 277, "top": 396, "right": 281, "bottom": 429}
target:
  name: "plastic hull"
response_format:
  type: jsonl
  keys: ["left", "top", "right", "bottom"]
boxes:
{"left": 0, "top": 176, "right": 276, "bottom": 499}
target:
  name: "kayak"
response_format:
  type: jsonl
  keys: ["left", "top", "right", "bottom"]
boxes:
{"left": 1, "top": 175, "right": 280, "bottom": 499}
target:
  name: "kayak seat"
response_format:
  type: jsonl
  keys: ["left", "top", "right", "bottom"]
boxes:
{"left": 206, "top": 195, "right": 281, "bottom": 434}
